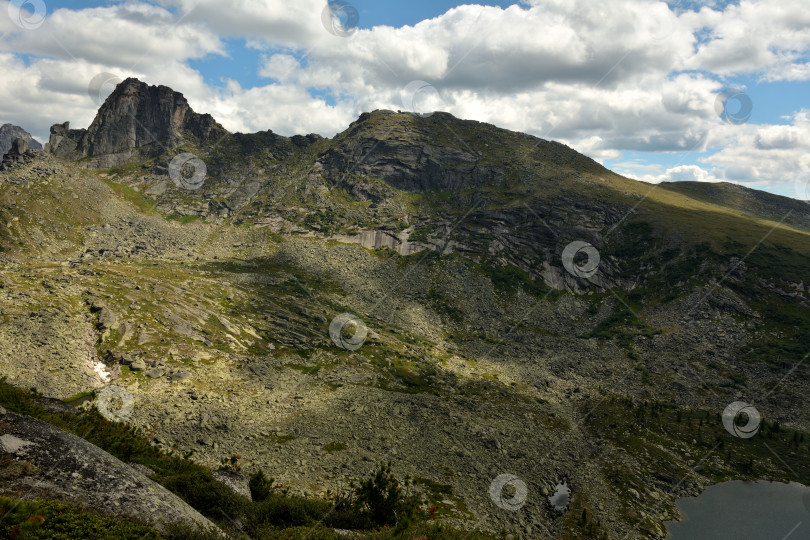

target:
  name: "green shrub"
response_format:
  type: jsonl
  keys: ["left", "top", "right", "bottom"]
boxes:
{"left": 323, "top": 441, "right": 347, "bottom": 453}
{"left": 249, "top": 469, "right": 274, "bottom": 502}
{"left": 245, "top": 492, "right": 334, "bottom": 529}
{"left": 0, "top": 497, "right": 161, "bottom": 540}
{"left": 218, "top": 454, "right": 242, "bottom": 472}
{"left": 351, "top": 462, "right": 422, "bottom": 529}
{"left": 154, "top": 458, "right": 248, "bottom": 518}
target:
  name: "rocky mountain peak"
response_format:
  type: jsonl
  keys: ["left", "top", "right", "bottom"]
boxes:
{"left": 47, "top": 78, "right": 227, "bottom": 168}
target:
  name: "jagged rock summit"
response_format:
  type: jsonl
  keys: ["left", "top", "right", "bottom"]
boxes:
{"left": 47, "top": 78, "right": 227, "bottom": 168}
{"left": 0, "top": 123, "right": 42, "bottom": 156}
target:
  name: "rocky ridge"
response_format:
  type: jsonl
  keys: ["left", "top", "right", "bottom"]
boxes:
{"left": 0, "top": 138, "right": 39, "bottom": 170}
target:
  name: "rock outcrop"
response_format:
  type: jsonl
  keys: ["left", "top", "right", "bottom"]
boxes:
{"left": 0, "top": 124, "right": 41, "bottom": 156}
{"left": 0, "top": 407, "right": 220, "bottom": 535}
{"left": 0, "top": 138, "right": 38, "bottom": 170}
{"left": 47, "top": 78, "right": 227, "bottom": 167}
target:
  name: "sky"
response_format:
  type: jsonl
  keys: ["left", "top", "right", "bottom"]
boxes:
{"left": 0, "top": 0, "right": 808, "bottom": 198}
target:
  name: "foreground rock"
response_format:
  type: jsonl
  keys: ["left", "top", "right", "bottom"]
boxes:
{"left": 0, "top": 407, "right": 221, "bottom": 535}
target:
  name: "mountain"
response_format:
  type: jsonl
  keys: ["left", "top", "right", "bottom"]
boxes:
{"left": 1, "top": 78, "right": 810, "bottom": 539}
{"left": 0, "top": 123, "right": 42, "bottom": 156}
{"left": 48, "top": 77, "right": 227, "bottom": 168}
{"left": 659, "top": 180, "right": 810, "bottom": 233}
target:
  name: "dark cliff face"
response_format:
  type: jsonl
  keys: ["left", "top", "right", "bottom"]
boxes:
{"left": 47, "top": 78, "right": 227, "bottom": 167}
{"left": 81, "top": 77, "right": 226, "bottom": 154}
{"left": 0, "top": 124, "right": 42, "bottom": 156}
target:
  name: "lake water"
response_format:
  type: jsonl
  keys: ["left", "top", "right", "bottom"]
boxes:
{"left": 666, "top": 480, "right": 810, "bottom": 539}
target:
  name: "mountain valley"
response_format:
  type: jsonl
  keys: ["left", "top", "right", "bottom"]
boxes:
{"left": 1, "top": 78, "right": 810, "bottom": 539}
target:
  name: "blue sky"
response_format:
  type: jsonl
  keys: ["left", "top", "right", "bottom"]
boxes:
{"left": 1, "top": 0, "right": 809, "bottom": 197}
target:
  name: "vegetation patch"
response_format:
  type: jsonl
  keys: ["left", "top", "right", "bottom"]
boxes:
{"left": 581, "top": 292, "right": 661, "bottom": 360}
{"left": 408, "top": 224, "right": 437, "bottom": 243}
{"left": 324, "top": 441, "right": 347, "bottom": 453}
{"left": 480, "top": 261, "right": 554, "bottom": 299}
{"left": 0, "top": 497, "right": 162, "bottom": 540}
{"left": 102, "top": 179, "right": 156, "bottom": 215}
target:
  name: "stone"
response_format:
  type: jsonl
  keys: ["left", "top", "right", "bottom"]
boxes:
{"left": 212, "top": 470, "right": 252, "bottom": 501}
{"left": 0, "top": 137, "right": 38, "bottom": 170}
{"left": 130, "top": 359, "right": 147, "bottom": 371}
{"left": 170, "top": 371, "right": 191, "bottom": 382}
{"left": 98, "top": 307, "right": 118, "bottom": 330}
{"left": 11, "top": 138, "right": 29, "bottom": 155}
{"left": 146, "top": 368, "right": 165, "bottom": 379}
{"left": 0, "top": 409, "right": 218, "bottom": 533}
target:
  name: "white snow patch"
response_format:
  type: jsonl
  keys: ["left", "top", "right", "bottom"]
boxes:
{"left": 94, "top": 361, "right": 111, "bottom": 383}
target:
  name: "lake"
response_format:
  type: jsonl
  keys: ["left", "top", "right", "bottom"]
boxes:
{"left": 666, "top": 480, "right": 810, "bottom": 539}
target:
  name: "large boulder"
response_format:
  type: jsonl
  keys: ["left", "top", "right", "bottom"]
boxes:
{"left": 0, "top": 408, "right": 221, "bottom": 535}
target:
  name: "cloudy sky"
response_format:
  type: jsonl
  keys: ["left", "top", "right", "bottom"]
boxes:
{"left": 1, "top": 0, "right": 809, "bottom": 197}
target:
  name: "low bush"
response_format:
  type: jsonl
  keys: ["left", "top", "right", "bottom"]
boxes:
{"left": 0, "top": 497, "right": 161, "bottom": 540}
